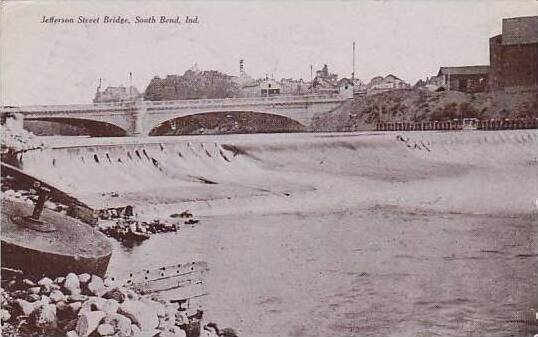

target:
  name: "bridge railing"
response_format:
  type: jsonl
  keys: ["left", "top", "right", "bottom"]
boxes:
{"left": 2, "top": 94, "right": 346, "bottom": 114}
{"left": 1, "top": 101, "right": 138, "bottom": 114}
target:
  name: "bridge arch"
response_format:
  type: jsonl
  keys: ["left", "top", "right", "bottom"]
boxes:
{"left": 24, "top": 117, "right": 127, "bottom": 137}
{"left": 148, "top": 110, "right": 306, "bottom": 136}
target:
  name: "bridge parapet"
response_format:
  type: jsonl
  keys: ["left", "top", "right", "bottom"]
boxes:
{"left": 146, "top": 94, "right": 347, "bottom": 110}
{"left": 1, "top": 101, "right": 137, "bottom": 115}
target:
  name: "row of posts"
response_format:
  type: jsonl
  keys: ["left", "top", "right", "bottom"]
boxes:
{"left": 376, "top": 118, "right": 538, "bottom": 131}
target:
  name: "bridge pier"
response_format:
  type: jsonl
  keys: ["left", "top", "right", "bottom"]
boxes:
{"left": 130, "top": 101, "right": 147, "bottom": 137}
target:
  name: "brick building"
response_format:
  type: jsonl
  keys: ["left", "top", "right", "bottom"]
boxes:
{"left": 489, "top": 16, "right": 538, "bottom": 91}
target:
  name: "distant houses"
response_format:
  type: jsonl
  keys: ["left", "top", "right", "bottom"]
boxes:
{"left": 366, "top": 74, "right": 411, "bottom": 94}
{"left": 93, "top": 85, "right": 141, "bottom": 103}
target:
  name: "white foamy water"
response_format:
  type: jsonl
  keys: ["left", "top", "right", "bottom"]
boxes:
{"left": 19, "top": 130, "right": 538, "bottom": 336}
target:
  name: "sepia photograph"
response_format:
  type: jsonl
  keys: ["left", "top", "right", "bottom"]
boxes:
{"left": 0, "top": 1, "right": 537, "bottom": 336}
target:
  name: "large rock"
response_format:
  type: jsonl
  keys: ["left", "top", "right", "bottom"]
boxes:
{"left": 64, "top": 273, "right": 81, "bottom": 295}
{"left": 28, "top": 304, "right": 57, "bottom": 331}
{"left": 37, "top": 277, "right": 54, "bottom": 288}
{"left": 104, "top": 313, "right": 132, "bottom": 337}
{"left": 79, "top": 297, "right": 107, "bottom": 314}
{"left": 22, "top": 279, "right": 36, "bottom": 287}
{"left": 87, "top": 276, "right": 106, "bottom": 297}
{"left": 1, "top": 309, "right": 11, "bottom": 322}
{"left": 103, "top": 287, "right": 125, "bottom": 303}
{"left": 28, "top": 287, "right": 41, "bottom": 295}
{"left": 97, "top": 323, "right": 115, "bottom": 336}
{"left": 101, "top": 299, "right": 120, "bottom": 315}
{"left": 15, "top": 299, "right": 37, "bottom": 316}
{"left": 76, "top": 310, "right": 106, "bottom": 337}
{"left": 49, "top": 290, "right": 66, "bottom": 303}
{"left": 78, "top": 274, "right": 91, "bottom": 284}
{"left": 118, "top": 300, "right": 159, "bottom": 332}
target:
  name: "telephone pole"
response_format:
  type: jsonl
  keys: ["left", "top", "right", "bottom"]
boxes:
{"left": 352, "top": 41, "right": 356, "bottom": 84}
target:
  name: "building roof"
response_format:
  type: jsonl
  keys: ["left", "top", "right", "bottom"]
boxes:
{"left": 437, "top": 65, "right": 490, "bottom": 76}
{"left": 502, "top": 16, "right": 538, "bottom": 45}
{"left": 385, "top": 74, "right": 402, "bottom": 81}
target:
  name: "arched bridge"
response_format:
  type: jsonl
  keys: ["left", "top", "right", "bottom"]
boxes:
{"left": 2, "top": 94, "right": 351, "bottom": 137}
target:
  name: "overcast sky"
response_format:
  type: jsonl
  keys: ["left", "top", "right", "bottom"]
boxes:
{"left": 1, "top": 1, "right": 536, "bottom": 105}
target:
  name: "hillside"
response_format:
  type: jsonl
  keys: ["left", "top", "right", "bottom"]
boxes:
{"left": 311, "top": 89, "right": 538, "bottom": 131}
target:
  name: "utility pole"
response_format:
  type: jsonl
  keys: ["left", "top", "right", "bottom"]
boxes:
{"left": 352, "top": 41, "right": 356, "bottom": 84}
{"left": 129, "top": 72, "right": 133, "bottom": 96}
{"left": 310, "top": 64, "right": 314, "bottom": 95}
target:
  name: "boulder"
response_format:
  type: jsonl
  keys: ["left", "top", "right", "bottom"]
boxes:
{"left": 103, "top": 287, "right": 125, "bottom": 303}
{"left": 22, "top": 279, "right": 36, "bottom": 287}
{"left": 64, "top": 273, "right": 81, "bottom": 295}
{"left": 79, "top": 297, "right": 107, "bottom": 314}
{"left": 87, "top": 276, "right": 106, "bottom": 297}
{"left": 118, "top": 299, "right": 159, "bottom": 332}
{"left": 78, "top": 274, "right": 91, "bottom": 284}
{"left": 101, "top": 299, "right": 120, "bottom": 315}
{"left": 15, "top": 299, "right": 36, "bottom": 316}
{"left": 97, "top": 323, "right": 115, "bottom": 336}
{"left": 37, "top": 277, "right": 54, "bottom": 288}
{"left": 28, "top": 303, "right": 57, "bottom": 330}
{"left": 49, "top": 290, "right": 66, "bottom": 303}
{"left": 40, "top": 295, "right": 51, "bottom": 304}
{"left": 54, "top": 277, "right": 65, "bottom": 285}
{"left": 28, "top": 287, "right": 41, "bottom": 295}
{"left": 76, "top": 310, "right": 106, "bottom": 337}
{"left": 1, "top": 309, "right": 11, "bottom": 322}
{"left": 104, "top": 313, "right": 132, "bottom": 337}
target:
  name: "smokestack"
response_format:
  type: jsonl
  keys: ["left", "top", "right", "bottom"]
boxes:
{"left": 239, "top": 59, "right": 244, "bottom": 76}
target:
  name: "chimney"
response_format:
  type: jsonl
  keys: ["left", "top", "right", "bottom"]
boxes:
{"left": 239, "top": 59, "right": 245, "bottom": 76}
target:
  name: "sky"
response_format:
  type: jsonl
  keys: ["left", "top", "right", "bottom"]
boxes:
{"left": 1, "top": 1, "right": 537, "bottom": 105}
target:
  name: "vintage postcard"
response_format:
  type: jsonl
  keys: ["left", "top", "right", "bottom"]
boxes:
{"left": 0, "top": 1, "right": 537, "bottom": 337}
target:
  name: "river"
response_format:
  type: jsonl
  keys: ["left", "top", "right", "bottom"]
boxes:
{"left": 22, "top": 130, "right": 538, "bottom": 336}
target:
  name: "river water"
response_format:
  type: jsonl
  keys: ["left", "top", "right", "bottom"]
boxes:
{"left": 23, "top": 131, "right": 538, "bottom": 336}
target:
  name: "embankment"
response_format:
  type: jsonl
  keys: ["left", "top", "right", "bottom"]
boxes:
{"left": 312, "top": 89, "right": 538, "bottom": 131}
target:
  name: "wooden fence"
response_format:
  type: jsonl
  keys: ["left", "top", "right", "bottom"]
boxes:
{"left": 376, "top": 118, "right": 537, "bottom": 131}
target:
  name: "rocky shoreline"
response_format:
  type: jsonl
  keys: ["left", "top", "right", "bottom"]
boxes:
{"left": 1, "top": 270, "right": 236, "bottom": 337}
